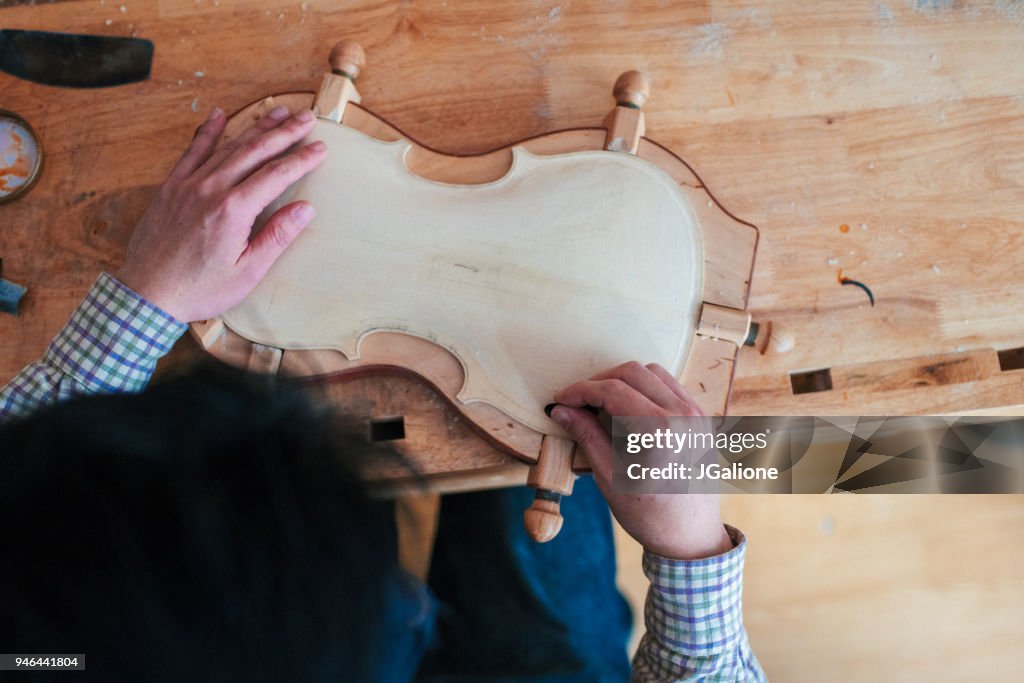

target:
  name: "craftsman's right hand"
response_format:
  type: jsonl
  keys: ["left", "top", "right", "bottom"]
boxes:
{"left": 551, "top": 362, "right": 734, "bottom": 561}
{"left": 116, "top": 106, "right": 326, "bottom": 322}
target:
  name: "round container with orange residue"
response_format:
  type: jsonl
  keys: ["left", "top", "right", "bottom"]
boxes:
{"left": 0, "top": 110, "right": 43, "bottom": 205}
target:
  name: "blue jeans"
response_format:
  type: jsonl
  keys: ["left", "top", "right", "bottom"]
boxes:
{"left": 412, "top": 475, "right": 632, "bottom": 683}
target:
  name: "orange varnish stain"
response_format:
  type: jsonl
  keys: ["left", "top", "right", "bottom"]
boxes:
{"left": 0, "top": 129, "right": 31, "bottom": 194}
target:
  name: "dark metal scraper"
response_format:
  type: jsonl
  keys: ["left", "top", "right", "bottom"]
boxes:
{"left": 0, "top": 29, "right": 153, "bottom": 88}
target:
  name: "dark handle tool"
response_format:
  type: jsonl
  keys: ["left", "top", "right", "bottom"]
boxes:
{"left": 0, "top": 29, "right": 153, "bottom": 88}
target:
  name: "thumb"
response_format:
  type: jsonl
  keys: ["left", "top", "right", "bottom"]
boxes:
{"left": 551, "top": 406, "right": 615, "bottom": 490}
{"left": 240, "top": 201, "right": 316, "bottom": 280}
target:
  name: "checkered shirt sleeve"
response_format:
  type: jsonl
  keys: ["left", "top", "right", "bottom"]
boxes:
{"left": 0, "top": 272, "right": 187, "bottom": 423}
{"left": 632, "top": 524, "right": 767, "bottom": 682}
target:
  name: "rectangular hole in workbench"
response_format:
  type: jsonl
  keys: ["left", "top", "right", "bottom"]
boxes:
{"left": 790, "top": 368, "right": 833, "bottom": 394}
{"left": 997, "top": 347, "right": 1024, "bottom": 372}
{"left": 369, "top": 416, "right": 406, "bottom": 442}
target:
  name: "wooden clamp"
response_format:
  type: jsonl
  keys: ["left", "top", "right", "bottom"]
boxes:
{"left": 696, "top": 303, "right": 752, "bottom": 346}
{"left": 603, "top": 70, "right": 649, "bottom": 154}
{"left": 696, "top": 302, "right": 771, "bottom": 353}
{"left": 313, "top": 40, "right": 366, "bottom": 123}
{"left": 524, "top": 435, "right": 576, "bottom": 542}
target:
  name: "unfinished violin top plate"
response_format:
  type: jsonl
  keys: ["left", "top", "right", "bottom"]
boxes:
{"left": 221, "top": 121, "right": 704, "bottom": 434}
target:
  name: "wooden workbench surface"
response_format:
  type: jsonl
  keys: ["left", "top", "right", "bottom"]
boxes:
{"left": 1, "top": 3, "right": 1022, "bottom": 680}
{"left": 2, "top": 0, "right": 1023, "bottom": 413}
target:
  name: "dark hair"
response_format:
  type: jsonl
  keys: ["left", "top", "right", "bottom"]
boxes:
{"left": 0, "top": 363, "right": 428, "bottom": 682}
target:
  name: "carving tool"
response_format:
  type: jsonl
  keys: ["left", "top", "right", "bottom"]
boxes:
{"left": 0, "top": 29, "right": 153, "bottom": 88}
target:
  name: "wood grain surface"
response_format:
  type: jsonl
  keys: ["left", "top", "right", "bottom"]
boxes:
{"left": 2, "top": 0, "right": 1022, "bottom": 412}
{"left": 1, "top": 2, "right": 1022, "bottom": 680}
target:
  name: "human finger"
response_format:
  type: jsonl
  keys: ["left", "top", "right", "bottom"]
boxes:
{"left": 237, "top": 201, "right": 317, "bottom": 283}
{"left": 553, "top": 378, "right": 662, "bottom": 416}
{"left": 590, "top": 361, "right": 683, "bottom": 411}
{"left": 550, "top": 406, "right": 615, "bottom": 491}
{"left": 211, "top": 109, "right": 318, "bottom": 188}
{"left": 645, "top": 363, "right": 704, "bottom": 416}
{"left": 230, "top": 139, "right": 327, "bottom": 213}
{"left": 167, "top": 108, "right": 226, "bottom": 181}
{"left": 195, "top": 104, "right": 293, "bottom": 179}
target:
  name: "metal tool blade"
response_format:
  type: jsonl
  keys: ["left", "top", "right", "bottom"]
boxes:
{"left": 0, "top": 29, "right": 153, "bottom": 88}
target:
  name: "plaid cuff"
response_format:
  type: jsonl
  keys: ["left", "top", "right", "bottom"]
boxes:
{"left": 644, "top": 525, "right": 746, "bottom": 655}
{"left": 42, "top": 272, "right": 187, "bottom": 394}
{"left": 633, "top": 524, "right": 766, "bottom": 681}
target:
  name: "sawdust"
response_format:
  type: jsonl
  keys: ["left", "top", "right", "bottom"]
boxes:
{"left": 505, "top": 3, "right": 567, "bottom": 63}
{"left": 875, "top": 2, "right": 895, "bottom": 26}
{"left": 690, "top": 23, "right": 731, "bottom": 62}
{"left": 995, "top": 0, "right": 1024, "bottom": 24}
{"left": 726, "top": 7, "right": 773, "bottom": 29}
{"left": 911, "top": 0, "right": 955, "bottom": 11}
{"left": 771, "top": 333, "right": 795, "bottom": 354}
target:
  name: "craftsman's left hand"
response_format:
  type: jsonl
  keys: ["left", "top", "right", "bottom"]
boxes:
{"left": 117, "top": 106, "right": 327, "bottom": 322}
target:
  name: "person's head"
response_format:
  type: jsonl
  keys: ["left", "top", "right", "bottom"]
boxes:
{"left": 0, "top": 363, "right": 430, "bottom": 682}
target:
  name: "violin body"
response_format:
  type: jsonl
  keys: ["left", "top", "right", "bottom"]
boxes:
{"left": 192, "top": 41, "right": 761, "bottom": 541}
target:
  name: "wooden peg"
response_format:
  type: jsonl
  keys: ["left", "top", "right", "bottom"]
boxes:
{"left": 245, "top": 343, "right": 283, "bottom": 375}
{"left": 524, "top": 435, "right": 576, "bottom": 542}
{"left": 329, "top": 39, "right": 366, "bottom": 80}
{"left": 696, "top": 302, "right": 753, "bottom": 346}
{"left": 604, "top": 70, "right": 649, "bottom": 154}
{"left": 613, "top": 70, "right": 650, "bottom": 109}
{"left": 190, "top": 318, "right": 226, "bottom": 349}
{"left": 313, "top": 39, "right": 366, "bottom": 123}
